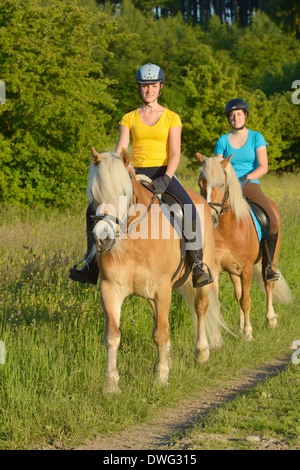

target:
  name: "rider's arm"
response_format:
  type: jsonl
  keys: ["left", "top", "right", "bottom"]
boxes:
{"left": 165, "top": 126, "right": 182, "bottom": 179}
{"left": 115, "top": 125, "right": 130, "bottom": 155}
{"left": 246, "top": 145, "right": 268, "bottom": 181}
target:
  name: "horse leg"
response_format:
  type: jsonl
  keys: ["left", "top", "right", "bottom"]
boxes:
{"left": 153, "top": 287, "right": 172, "bottom": 386}
{"left": 264, "top": 231, "right": 281, "bottom": 329}
{"left": 264, "top": 280, "right": 279, "bottom": 329}
{"left": 229, "top": 273, "right": 244, "bottom": 333}
{"left": 147, "top": 299, "right": 156, "bottom": 319}
{"left": 100, "top": 280, "right": 125, "bottom": 393}
{"left": 209, "top": 271, "right": 223, "bottom": 349}
{"left": 240, "top": 270, "right": 253, "bottom": 341}
{"left": 194, "top": 286, "right": 210, "bottom": 364}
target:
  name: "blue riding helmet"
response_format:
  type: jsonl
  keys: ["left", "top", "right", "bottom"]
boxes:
{"left": 225, "top": 99, "right": 249, "bottom": 116}
{"left": 135, "top": 64, "right": 165, "bottom": 84}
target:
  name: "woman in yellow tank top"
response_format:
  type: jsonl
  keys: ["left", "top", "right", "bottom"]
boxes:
{"left": 69, "top": 64, "right": 212, "bottom": 288}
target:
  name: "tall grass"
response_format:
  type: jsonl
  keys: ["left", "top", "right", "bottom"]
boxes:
{"left": 0, "top": 173, "right": 299, "bottom": 449}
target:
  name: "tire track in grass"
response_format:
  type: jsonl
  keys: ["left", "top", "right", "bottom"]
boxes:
{"left": 73, "top": 355, "right": 292, "bottom": 451}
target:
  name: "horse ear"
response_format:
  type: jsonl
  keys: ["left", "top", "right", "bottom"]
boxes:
{"left": 196, "top": 153, "right": 206, "bottom": 166}
{"left": 91, "top": 147, "right": 103, "bottom": 165}
{"left": 120, "top": 148, "right": 131, "bottom": 169}
{"left": 220, "top": 155, "right": 233, "bottom": 168}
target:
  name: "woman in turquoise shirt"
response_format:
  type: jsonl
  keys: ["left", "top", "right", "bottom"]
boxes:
{"left": 214, "top": 99, "right": 280, "bottom": 282}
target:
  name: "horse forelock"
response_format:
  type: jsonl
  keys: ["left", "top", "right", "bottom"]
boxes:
{"left": 86, "top": 152, "right": 133, "bottom": 215}
{"left": 203, "top": 156, "right": 224, "bottom": 188}
{"left": 204, "top": 157, "right": 250, "bottom": 221}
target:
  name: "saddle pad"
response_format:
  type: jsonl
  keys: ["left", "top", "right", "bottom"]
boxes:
{"left": 249, "top": 208, "right": 262, "bottom": 242}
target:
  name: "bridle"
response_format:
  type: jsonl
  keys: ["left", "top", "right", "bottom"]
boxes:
{"left": 91, "top": 171, "right": 159, "bottom": 249}
{"left": 198, "top": 169, "right": 231, "bottom": 218}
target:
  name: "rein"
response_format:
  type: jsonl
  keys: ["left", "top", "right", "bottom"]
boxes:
{"left": 91, "top": 176, "right": 159, "bottom": 240}
{"left": 198, "top": 169, "right": 231, "bottom": 217}
{"left": 208, "top": 185, "right": 231, "bottom": 217}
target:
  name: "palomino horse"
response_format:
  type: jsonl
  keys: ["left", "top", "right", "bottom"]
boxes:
{"left": 197, "top": 154, "right": 292, "bottom": 341}
{"left": 86, "top": 148, "right": 221, "bottom": 393}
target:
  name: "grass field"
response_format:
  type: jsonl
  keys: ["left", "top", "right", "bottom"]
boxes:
{"left": 0, "top": 171, "right": 299, "bottom": 450}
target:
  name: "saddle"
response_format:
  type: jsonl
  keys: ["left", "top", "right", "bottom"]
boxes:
{"left": 138, "top": 178, "right": 185, "bottom": 234}
{"left": 245, "top": 197, "right": 270, "bottom": 240}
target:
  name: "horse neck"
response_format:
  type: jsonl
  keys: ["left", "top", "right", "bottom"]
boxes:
{"left": 130, "top": 170, "right": 153, "bottom": 206}
{"left": 217, "top": 189, "right": 251, "bottom": 231}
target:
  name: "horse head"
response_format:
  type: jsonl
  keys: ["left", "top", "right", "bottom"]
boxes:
{"left": 197, "top": 153, "right": 250, "bottom": 226}
{"left": 88, "top": 148, "right": 134, "bottom": 254}
{"left": 197, "top": 153, "right": 233, "bottom": 228}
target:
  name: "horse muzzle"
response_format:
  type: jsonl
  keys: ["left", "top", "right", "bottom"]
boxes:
{"left": 208, "top": 203, "right": 220, "bottom": 228}
{"left": 95, "top": 237, "right": 116, "bottom": 253}
{"left": 92, "top": 213, "right": 120, "bottom": 254}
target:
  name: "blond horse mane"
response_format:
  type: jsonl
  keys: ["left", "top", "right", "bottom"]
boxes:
{"left": 203, "top": 156, "right": 251, "bottom": 221}
{"left": 86, "top": 152, "right": 134, "bottom": 217}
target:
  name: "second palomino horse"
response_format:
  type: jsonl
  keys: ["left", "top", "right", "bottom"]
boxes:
{"left": 197, "top": 154, "right": 292, "bottom": 341}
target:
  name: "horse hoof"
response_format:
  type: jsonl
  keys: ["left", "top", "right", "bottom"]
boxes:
{"left": 194, "top": 348, "right": 210, "bottom": 364}
{"left": 245, "top": 332, "right": 254, "bottom": 342}
{"left": 103, "top": 373, "right": 121, "bottom": 394}
{"left": 268, "top": 319, "right": 279, "bottom": 329}
{"left": 267, "top": 315, "right": 279, "bottom": 329}
{"left": 103, "top": 382, "right": 122, "bottom": 395}
{"left": 156, "top": 367, "right": 169, "bottom": 387}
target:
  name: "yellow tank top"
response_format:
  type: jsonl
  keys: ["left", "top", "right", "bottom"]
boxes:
{"left": 119, "top": 108, "right": 182, "bottom": 167}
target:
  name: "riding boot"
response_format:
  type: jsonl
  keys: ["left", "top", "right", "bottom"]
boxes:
{"left": 262, "top": 232, "right": 281, "bottom": 282}
{"left": 186, "top": 219, "right": 213, "bottom": 288}
{"left": 69, "top": 203, "right": 99, "bottom": 285}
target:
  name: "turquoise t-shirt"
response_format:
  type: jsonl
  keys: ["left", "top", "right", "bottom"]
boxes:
{"left": 214, "top": 129, "right": 268, "bottom": 184}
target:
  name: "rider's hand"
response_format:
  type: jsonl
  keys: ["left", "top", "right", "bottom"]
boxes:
{"left": 239, "top": 176, "right": 250, "bottom": 189}
{"left": 150, "top": 175, "right": 171, "bottom": 194}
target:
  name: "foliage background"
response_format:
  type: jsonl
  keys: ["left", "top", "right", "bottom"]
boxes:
{"left": 0, "top": 0, "right": 299, "bottom": 206}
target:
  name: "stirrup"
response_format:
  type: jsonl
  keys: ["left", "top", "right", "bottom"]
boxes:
{"left": 192, "top": 261, "right": 213, "bottom": 288}
{"left": 72, "top": 257, "right": 89, "bottom": 271}
{"left": 264, "top": 263, "right": 282, "bottom": 282}
{"left": 69, "top": 257, "right": 98, "bottom": 285}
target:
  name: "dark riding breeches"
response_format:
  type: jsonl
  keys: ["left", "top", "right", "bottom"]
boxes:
{"left": 134, "top": 166, "right": 198, "bottom": 220}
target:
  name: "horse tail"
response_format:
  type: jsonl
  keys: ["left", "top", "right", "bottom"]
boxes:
{"left": 205, "top": 289, "right": 238, "bottom": 347}
{"left": 253, "top": 264, "right": 294, "bottom": 304}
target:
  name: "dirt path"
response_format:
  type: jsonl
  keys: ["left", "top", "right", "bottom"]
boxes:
{"left": 74, "top": 356, "right": 293, "bottom": 451}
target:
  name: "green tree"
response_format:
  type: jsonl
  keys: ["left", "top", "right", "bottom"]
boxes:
{"left": 261, "top": 0, "right": 300, "bottom": 37}
{"left": 180, "top": 57, "right": 245, "bottom": 165}
{"left": 0, "top": 0, "right": 115, "bottom": 206}
{"left": 230, "top": 12, "right": 300, "bottom": 92}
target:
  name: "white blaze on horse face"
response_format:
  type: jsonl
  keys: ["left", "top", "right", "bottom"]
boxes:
{"left": 93, "top": 197, "right": 130, "bottom": 243}
{"left": 93, "top": 203, "right": 119, "bottom": 241}
{"left": 206, "top": 184, "right": 212, "bottom": 203}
